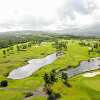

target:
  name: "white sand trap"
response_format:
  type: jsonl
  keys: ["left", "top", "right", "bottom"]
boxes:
{"left": 82, "top": 72, "right": 100, "bottom": 77}
{"left": 8, "top": 53, "right": 58, "bottom": 79}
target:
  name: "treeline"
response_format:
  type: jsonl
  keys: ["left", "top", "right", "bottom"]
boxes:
{"left": 0, "top": 34, "right": 54, "bottom": 49}
{"left": 79, "top": 40, "right": 100, "bottom": 55}
{"left": 0, "top": 32, "right": 100, "bottom": 49}
{"left": 0, "top": 33, "right": 73, "bottom": 49}
{"left": 2, "top": 40, "right": 45, "bottom": 57}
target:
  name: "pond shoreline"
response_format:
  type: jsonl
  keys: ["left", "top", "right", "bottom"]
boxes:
{"left": 67, "top": 57, "right": 100, "bottom": 77}
{"left": 8, "top": 53, "right": 60, "bottom": 79}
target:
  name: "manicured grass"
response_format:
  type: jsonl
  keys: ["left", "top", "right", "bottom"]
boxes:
{"left": 52, "top": 75, "right": 100, "bottom": 100}
{"left": 0, "top": 90, "right": 24, "bottom": 100}
{"left": 0, "top": 42, "right": 55, "bottom": 75}
{"left": 0, "top": 39, "right": 100, "bottom": 100}
{"left": 0, "top": 42, "right": 56, "bottom": 99}
{"left": 28, "top": 96, "right": 47, "bottom": 100}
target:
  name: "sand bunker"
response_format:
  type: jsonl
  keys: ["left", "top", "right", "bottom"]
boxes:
{"left": 82, "top": 72, "right": 100, "bottom": 77}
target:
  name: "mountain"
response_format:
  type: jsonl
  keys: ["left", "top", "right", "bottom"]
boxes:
{"left": 0, "top": 29, "right": 100, "bottom": 37}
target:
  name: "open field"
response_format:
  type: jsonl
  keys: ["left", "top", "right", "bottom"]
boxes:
{"left": 0, "top": 38, "right": 100, "bottom": 100}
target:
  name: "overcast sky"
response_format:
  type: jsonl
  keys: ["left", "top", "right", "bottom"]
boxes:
{"left": 0, "top": 0, "right": 100, "bottom": 33}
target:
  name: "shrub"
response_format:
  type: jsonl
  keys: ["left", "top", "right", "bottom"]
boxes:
{"left": 0, "top": 80, "right": 8, "bottom": 87}
{"left": 25, "top": 92, "right": 33, "bottom": 98}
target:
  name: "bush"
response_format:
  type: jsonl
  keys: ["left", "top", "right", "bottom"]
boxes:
{"left": 25, "top": 92, "right": 33, "bottom": 98}
{"left": 0, "top": 80, "right": 8, "bottom": 87}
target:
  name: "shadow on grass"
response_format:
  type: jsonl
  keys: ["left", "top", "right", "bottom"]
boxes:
{"left": 47, "top": 93, "right": 61, "bottom": 100}
{"left": 63, "top": 81, "right": 72, "bottom": 88}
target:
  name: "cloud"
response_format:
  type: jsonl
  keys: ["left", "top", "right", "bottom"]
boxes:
{"left": 59, "top": 0, "right": 96, "bottom": 19}
{"left": 0, "top": 0, "right": 99, "bottom": 34}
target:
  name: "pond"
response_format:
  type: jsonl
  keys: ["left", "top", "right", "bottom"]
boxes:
{"left": 8, "top": 53, "right": 59, "bottom": 79}
{"left": 67, "top": 57, "right": 100, "bottom": 77}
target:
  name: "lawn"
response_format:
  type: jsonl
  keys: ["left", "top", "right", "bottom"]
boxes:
{"left": 54, "top": 75, "right": 100, "bottom": 100}
{"left": 0, "top": 39, "right": 100, "bottom": 100}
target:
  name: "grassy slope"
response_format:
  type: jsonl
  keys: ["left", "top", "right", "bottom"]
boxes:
{"left": 0, "top": 42, "right": 55, "bottom": 100}
{"left": 52, "top": 75, "right": 100, "bottom": 100}
{"left": 0, "top": 42, "right": 55, "bottom": 76}
{"left": 0, "top": 40, "right": 100, "bottom": 100}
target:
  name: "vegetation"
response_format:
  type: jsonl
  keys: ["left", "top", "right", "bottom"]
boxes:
{"left": 0, "top": 33, "right": 100, "bottom": 100}
{"left": 61, "top": 72, "right": 68, "bottom": 84}
{"left": 43, "top": 69, "right": 58, "bottom": 95}
{"left": 0, "top": 80, "right": 8, "bottom": 87}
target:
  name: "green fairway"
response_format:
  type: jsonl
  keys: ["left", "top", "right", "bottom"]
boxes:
{"left": 0, "top": 39, "right": 100, "bottom": 100}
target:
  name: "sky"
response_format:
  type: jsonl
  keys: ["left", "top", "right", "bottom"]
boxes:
{"left": 0, "top": 0, "right": 100, "bottom": 34}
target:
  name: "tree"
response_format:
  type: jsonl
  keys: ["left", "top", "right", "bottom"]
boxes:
{"left": 7, "top": 48, "right": 10, "bottom": 54}
{"left": 43, "top": 69, "right": 58, "bottom": 95}
{"left": 28, "top": 43, "right": 32, "bottom": 48}
{"left": 2, "top": 50, "right": 6, "bottom": 56}
{"left": 61, "top": 72, "right": 71, "bottom": 87}
{"left": 88, "top": 47, "right": 93, "bottom": 56}
{"left": 0, "top": 80, "right": 8, "bottom": 87}
{"left": 50, "top": 69, "right": 57, "bottom": 84}
{"left": 22, "top": 44, "right": 27, "bottom": 49}
{"left": 44, "top": 73, "right": 51, "bottom": 85}
{"left": 43, "top": 73, "right": 52, "bottom": 95}
{"left": 9, "top": 46, "right": 14, "bottom": 51}
{"left": 61, "top": 72, "right": 68, "bottom": 84}
{"left": 16, "top": 45, "right": 20, "bottom": 51}
{"left": 53, "top": 41, "right": 67, "bottom": 57}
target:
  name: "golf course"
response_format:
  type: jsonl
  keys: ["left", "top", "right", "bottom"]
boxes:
{"left": 0, "top": 34, "right": 100, "bottom": 100}
{"left": 0, "top": 0, "right": 100, "bottom": 99}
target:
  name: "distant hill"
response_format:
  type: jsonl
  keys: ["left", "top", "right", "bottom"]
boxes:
{"left": 0, "top": 30, "right": 100, "bottom": 37}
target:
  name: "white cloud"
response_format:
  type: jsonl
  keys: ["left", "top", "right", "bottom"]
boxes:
{"left": 0, "top": 0, "right": 99, "bottom": 33}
